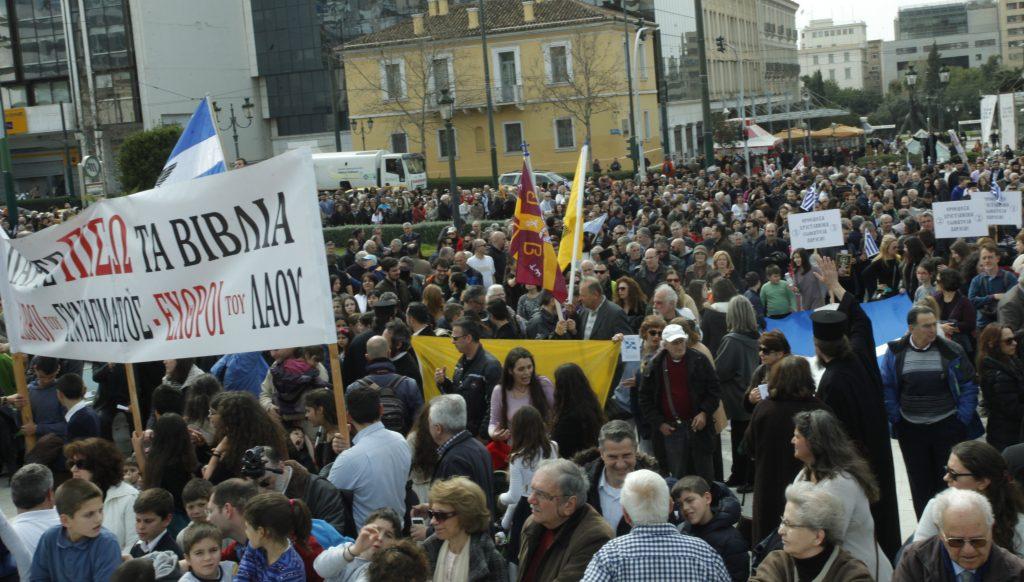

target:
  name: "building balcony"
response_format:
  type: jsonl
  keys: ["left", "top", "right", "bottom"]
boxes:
{"left": 494, "top": 83, "right": 523, "bottom": 106}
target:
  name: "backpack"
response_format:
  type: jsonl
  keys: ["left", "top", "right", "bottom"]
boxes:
{"left": 354, "top": 374, "right": 407, "bottom": 433}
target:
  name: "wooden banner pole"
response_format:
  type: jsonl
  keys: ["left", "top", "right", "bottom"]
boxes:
{"left": 327, "top": 343, "right": 350, "bottom": 447}
{"left": 12, "top": 353, "right": 34, "bottom": 450}
{"left": 124, "top": 364, "right": 144, "bottom": 436}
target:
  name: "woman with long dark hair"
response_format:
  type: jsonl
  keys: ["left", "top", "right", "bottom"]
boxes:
{"left": 498, "top": 406, "right": 558, "bottom": 562}
{"left": 901, "top": 235, "right": 927, "bottom": 298}
{"left": 934, "top": 267, "right": 976, "bottom": 355}
{"left": 202, "top": 392, "right": 288, "bottom": 483}
{"left": 913, "top": 440, "right": 1024, "bottom": 556}
{"left": 303, "top": 388, "right": 341, "bottom": 472}
{"left": 613, "top": 276, "right": 648, "bottom": 330}
{"left": 716, "top": 296, "right": 760, "bottom": 489}
{"left": 978, "top": 324, "right": 1024, "bottom": 453}
{"left": 487, "top": 347, "right": 554, "bottom": 444}
{"left": 550, "top": 363, "right": 606, "bottom": 459}
{"left": 790, "top": 248, "right": 824, "bottom": 310}
{"left": 182, "top": 373, "right": 221, "bottom": 449}
{"left": 133, "top": 413, "right": 199, "bottom": 532}
{"left": 792, "top": 409, "right": 892, "bottom": 581}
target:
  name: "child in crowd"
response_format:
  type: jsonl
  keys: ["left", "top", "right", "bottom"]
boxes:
{"left": 234, "top": 492, "right": 308, "bottom": 581}
{"left": 124, "top": 456, "right": 142, "bottom": 489}
{"left": 179, "top": 523, "right": 237, "bottom": 582}
{"left": 24, "top": 356, "right": 64, "bottom": 438}
{"left": 266, "top": 347, "right": 328, "bottom": 426}
{"left": 673, "top": 476, "right": 749, "bottom": 582}
{"left": 176, "top": 478, "right": 214, "bottom": 550}
{"left": 130, "top": 488, "right": 184, "bottom": 559}
{"left": 759, "top": 264, "right": 797, "bottom": 318}
{"left": 30, "top": 478, "right": 122, "bottom": 581}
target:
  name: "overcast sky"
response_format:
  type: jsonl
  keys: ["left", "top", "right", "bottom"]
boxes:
{"left": 795, "top": 0, "right": 970, "bottom": 42}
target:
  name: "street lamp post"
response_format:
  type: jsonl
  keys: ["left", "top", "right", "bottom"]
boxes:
{"left": 631, "top": 19, "right": 656, "bottom": 181}
{"left": 351, "top": 117, "right": 374, "bottom": 150}
{"left": 904, "top": 64, "right": 919, "bottom": 133}
{"left": 716, "top": 36, "right": 749, "bottom": 176}
{"left": 438, "top": 88, "right": 461, "bottom": 231}
{"left": 212, "top": 98, "right": 255, "bottom": 161}
{"left": 937, "top": 65, "right": 950, "bottom": 132}
{"left": 801, "top": 90, "right": 811, "bottom": 157}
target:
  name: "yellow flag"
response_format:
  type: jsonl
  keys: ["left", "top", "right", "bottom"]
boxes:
{"left": 557, "top": 144, "right": 589, "bottom": 271}
{"left": 411, "top": 336, "right": 619, "bottom": 404}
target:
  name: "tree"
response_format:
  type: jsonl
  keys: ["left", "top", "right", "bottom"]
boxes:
{"left": 344, "top": 40, "right": 469, "bottom": 157}
{"left": 525, "top": 29, "right": 629, "bottom": 144}
{"left": 116, "top": 124, "right": 182, "bottom": 194}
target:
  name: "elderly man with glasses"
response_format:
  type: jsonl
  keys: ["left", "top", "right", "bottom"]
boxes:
{"left": 895, "top": 488, "right": 1024, "bottom": 580}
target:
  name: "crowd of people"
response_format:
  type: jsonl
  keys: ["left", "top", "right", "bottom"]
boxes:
{"left": 6, "top": 149, "right": 1024, "bottom": 580}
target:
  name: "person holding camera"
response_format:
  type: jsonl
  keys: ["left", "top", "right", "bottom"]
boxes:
{"left": 241, "top": 445, "right": 353, "bottom": 538}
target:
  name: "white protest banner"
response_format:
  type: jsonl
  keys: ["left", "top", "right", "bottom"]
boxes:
{"left": 933, "top": 198, "right": 988, "bottom": 239}
{"left": 0, "top": 148, "right": 336, "bottom": 362}
{"left": 787, "top": 209, "right": 843, "bottom": 250}
{"left": 981, "top": 95, "right": 998, "bottom": 144}
{"left": 1001, "top": 93, "right": 1018, "bottom": 149}
{"left": 985, "top": 190, "right": 1022, "bottom": 228}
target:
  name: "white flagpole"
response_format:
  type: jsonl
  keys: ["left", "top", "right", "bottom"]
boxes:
{"left": 566, "top": 143, "right": 588, "bottom": 304}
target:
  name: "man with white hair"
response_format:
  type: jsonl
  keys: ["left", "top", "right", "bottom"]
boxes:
{"left": 582, "top": 469, "right": 730, "bottom": 581}
{"left": 896, "top": 488, "right": 1024, "bottom": 579}
{"left": 426, "top": 394, "right": 494, "bottom": 518}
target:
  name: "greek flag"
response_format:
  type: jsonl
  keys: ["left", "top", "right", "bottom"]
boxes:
{"left": 992, "top": 180, "right": 1006, "bottom": 204}
{"left": 801, "top": 184, "right": 817, "bottom": 212}
{"left": 864, "top": 229, "right": 880, "bottom": 258}
{"left": 155, "top": 98, "right": 226, "bottom": 188}
{"left": 583, "top": 213, "right": 608, "bottom": 235}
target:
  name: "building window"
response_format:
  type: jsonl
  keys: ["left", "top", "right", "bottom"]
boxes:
{"left": 844, "top": 67, "right": 851, "bottom": 80}
{"left": 474, "top": 126, "right": 484, "bottom": 152}
{"left": 554, "top": 118, "right": 575, "bottom": 150}
{"left": 643, "top": 110, "right": 651, "bottom": 140}
{"left": 812, "top": 55, "right": 819, "bottom": 65}
{"left": 391, "top": 133, "right": 408, "bottom": 153}
{"left": 381, "top": 60, "right": 405, "bottom": 101}
{"left": 437, "top": 127, "right": 457, "bottom": 159}
{"left": 828, "top": 53, "right": 834, "bottom": 63}
{"left": 495, "top": 49, "right": 519, "bottom": 102}
{"left": 503, "top": 122, "right": 523, "bottom": 153}
{"left": 895, "top": 47, "right": 918, "bottom": 55}
{"left": 637, "top": 41, "right": 648, "bottom": 80}
{"left": 95, "top": 71, "right": 137, "bottom": 124}
{"left": 546, "top": 43, "right": 571, "bottom": 84}
{"left": 430, "top": 57, "right": 451, "bottom": 101}
{"left": 844, "top": 51, "right": 850, "bottom": 62}
{"left": 32, "top": 80, "right": 71, "bottom": 105}
{"left": 828, "top": 69, "right": 835, "bottom": 80}
{"left": 975, "top": 39, "right": 996, "bottom": 47}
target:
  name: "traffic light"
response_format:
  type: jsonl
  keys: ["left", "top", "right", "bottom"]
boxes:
{"left": 715, "top": 36, "right": 726, "bottom": 52}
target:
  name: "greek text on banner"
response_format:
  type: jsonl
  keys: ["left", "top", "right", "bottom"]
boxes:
{"left": 411, "top": 336, "right": 620, "bottom": 404}
{"left": 933, "top": 198, "right": 988, "bottom": 239}
{"left": 787, "top": 209, "right": 843, "bottom": 250}
{"left": 0, "top": 148, "right": 336, "bottom": 362}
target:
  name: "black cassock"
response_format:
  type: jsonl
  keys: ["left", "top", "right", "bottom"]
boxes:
{"left": 816, "top": 294, "right": 902, "bottom": 561}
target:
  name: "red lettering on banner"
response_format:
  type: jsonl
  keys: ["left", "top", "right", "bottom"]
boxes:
{"left": 18, "top": 303, "right": 54, "bottom": 342}
{"left": 57, "top": 215, "right": 134, "bottom": 282}
{"left": 152, "top": 281, "right": 225, "bottom": 341}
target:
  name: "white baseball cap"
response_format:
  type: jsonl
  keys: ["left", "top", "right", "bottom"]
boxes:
{"left": 662, "top": 324, "right": 688, "bottom": 343}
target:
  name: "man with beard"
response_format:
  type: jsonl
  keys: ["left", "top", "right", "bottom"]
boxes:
{"left": 809, "top": 257, "right": 900, "bottom": 561}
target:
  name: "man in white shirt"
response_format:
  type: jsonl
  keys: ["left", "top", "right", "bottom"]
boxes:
{"left": 465, "top": 240, "right": 496, "bottom": 288}
{"left": 9, "top": 463, "right": 60, "bottom": 555}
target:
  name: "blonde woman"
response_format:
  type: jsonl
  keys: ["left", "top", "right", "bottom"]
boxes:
{"left": 712, "top": 250, "right": 743, "bottom": 290}
{"left": 862, "top": 233, "right": 901, "bottom": 300}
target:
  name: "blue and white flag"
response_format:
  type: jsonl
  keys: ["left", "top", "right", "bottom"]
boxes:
{"left": 864, "top": 229, "right": 880, "bottom": 258}
{"left": 583, "top": 213, "right": 608, "bottom": 236}
{"left": 155, "top": 98, "right": 226, "bottom": 188}
{"left": 992, "top": 180, "right": 1006, "bottom": 204}
{"left": 801, "top": 184, "right": 817, "bottom": 211}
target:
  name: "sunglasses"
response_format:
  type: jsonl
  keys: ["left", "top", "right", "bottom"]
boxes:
{"left": 595, "top": 269, "right": 607, "bottom": 274}
{"left": 667, "top": 278, "right": 680, "bottom": 283}
{"left": 66, "top": 459, "right": 90, "bottom": 471}
{"left": 427, "top": 510, "right": 457, "bottom": 522}
{"left": 648, "top": 329, "right": 663, "bottom": 337}
{"left": 943, "top": 534, "right": 989, "bottom": 549}
{"left": 1003, "top": 338, "right": 1018, "bottom": 346}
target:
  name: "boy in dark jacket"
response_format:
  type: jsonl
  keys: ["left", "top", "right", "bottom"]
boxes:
{"left": 674, "top": 476, "right": 749, "bottom": 582}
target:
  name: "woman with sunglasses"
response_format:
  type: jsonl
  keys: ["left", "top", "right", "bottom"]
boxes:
{"left": 618, "top": 316, "right": 667, "bottom": 450}
{"left": 421, "top": 477, "right": 508, "bottom": 581}
{"left": 63, "top": 437, "right": 140, "bottom": 549}
{"left": 743, "top": 331, "right": 791, "bottom": 413}
{"left": 791, "top": 410, "right": 892, "bottom": 582}
{"left": 913, "top": 440, "right": 1024, "bottom": 556}
{"left": 612, "top": 276, "right": 648, "bottom": 331}
{"left": 977, "top": 325, "right": 1024, "bottom": 453}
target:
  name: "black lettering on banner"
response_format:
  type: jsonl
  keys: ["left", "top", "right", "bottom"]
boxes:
{"left": 201, "top": 212, "right": 242, "bottom": 257}
{"left": 249, "top": 267, "right": 304, "bottom": 330}
{"left": 170, "top": 219, "right": 202, "bottom": 267}
{"left": 133, "top": 224, "right": 175, "bottom": 273}
{"left": 49, "top": 295, "right": 153, "bottom": 343}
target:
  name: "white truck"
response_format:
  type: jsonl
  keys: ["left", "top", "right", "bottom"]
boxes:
{"left": 312, "top": 150, "right": 427, "bottom": 191}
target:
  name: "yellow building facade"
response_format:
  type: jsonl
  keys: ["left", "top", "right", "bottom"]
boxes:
{"left": 340, "top": 0, "right": 660, "bottom": 179}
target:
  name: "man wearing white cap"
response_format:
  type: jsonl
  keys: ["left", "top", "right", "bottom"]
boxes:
{"left": 637, "top": 324, "right": 721, "bottom": 481}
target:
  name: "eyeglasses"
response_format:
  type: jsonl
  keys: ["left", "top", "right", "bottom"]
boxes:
{"left": 66, "top": 459, "right": 90, "bottom": 471}
{"left": 595, "top": 269, "right": 607, "bottom": 274}
{"left": 944, "top": 466, "right": 976, "bottom": 480}
{"left": 531, "top": 488, "right": 565, "bottom": 503}
{"left": 427, "top": 510, "right": 457, "bottom": 522}
{"left": 779, "top": 518, "right": 814, "bottom": 530}
{"left": 451, "top": 335, "right": 467, "bottom": 341}
{"left": 648, "top": 330, "right": 663, "bottom": 337}
{"left": 942, "top": 533, "right": 990, "bottom": 549}
{"left": 1003, "top": 338, "right": 1018, "bottom": 345}
{"left": 758, "top": 347, "right": 775, "bottom": 354}
{"left": 667, "top": 278, "right": 681, "bottom": 283}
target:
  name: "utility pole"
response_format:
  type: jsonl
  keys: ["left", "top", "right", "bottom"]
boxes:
{"left": 694, "top": 0, "right": 715, "bottom": 168}
{"left": 716, "top": 36, "right": 748, "bottom": 176}
{"left": 0, "top": 91, "right": 16, "bottom": 232}
{"left": 631, "top": 19, "right": 654, "bottom": 181}
{"left": 623, "top": 15, "right": 639, "bottom": 175}
{"left": 477, "top": 0, "right": 499, "bottom": 185}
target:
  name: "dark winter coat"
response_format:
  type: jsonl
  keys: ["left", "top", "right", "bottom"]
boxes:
{"left": 980, "top": 355, "right": 1024, "bottom": 452}
{"left": 678, "top": 481, "right": 751, "bottom": 582}
{"left": 517, "top": 504, "right": 613, "bottom": 582}
{"left": 422, "top": 531, "right": 509, "bottom": 582}
{"left": 283, "top": 460, "right": 353, "bottom": 538}
{"left": 573, "top": 447, "right": 661, "bottom": 537}
{"left": 894, "top": 535, "right": 1024, "bottom": 582}
{"left": 432, "top": 431, "right": 496, "bottom": 519}
{"left": 716, "top": 331, "right": 760, "bottom": 422}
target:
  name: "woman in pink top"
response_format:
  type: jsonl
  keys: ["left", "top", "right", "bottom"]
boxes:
{"left": 488, "top": 347, "right": 555, "bottom": 447}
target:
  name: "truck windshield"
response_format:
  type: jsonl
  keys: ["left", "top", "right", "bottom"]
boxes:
{"left": 403, "top": 155, "right": 426, "bottom": 174}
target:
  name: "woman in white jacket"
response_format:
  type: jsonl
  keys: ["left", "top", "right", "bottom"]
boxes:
{"left": 499, "top": 405, "right": 558, "bottom": 563}
{"left": 65, "top": 437, "right": 140, "bottom": 550}
{"left": 792, "top": 409, "right": 892, "bottom": 582}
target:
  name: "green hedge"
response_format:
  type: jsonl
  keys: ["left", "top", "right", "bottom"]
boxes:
{"left": 323, "top": 220, "right": 506, "bottom": 248}
{"left": 1, "top": 196, "right": 80, "bottom": 212}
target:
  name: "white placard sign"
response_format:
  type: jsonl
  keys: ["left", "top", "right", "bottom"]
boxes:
{"left": 933, "top": 198, "right": 988, "bottom": 239}
{"left": 787, "top": 209, "right": 843, "bottom": 250}
{"left": 984, "top": 191, "right": 1023, "bottom": 228}
{"left": 0, "top": 148, "right": 336, "bottom": 362}
{"left": 620, "top": 335, "right": 641, "bottom": 362}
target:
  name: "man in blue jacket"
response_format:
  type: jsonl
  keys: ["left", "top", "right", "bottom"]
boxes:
{"left": 881, "top": 304, "right": 979, "bottom": 518}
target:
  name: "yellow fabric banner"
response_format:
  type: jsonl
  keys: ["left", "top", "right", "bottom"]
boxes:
{"left": 411, "top": 336, "right": 620, "bottom": 403}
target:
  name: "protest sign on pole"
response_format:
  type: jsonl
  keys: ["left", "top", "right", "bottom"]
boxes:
{"left": 933, "top": 198, "right": 988, "bottom": 239}
{"left": 787, "top": 209, "right": 843, "bottom": 250}
{"left": 983, "top": 190, "right": 1022, "bottom": 228}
